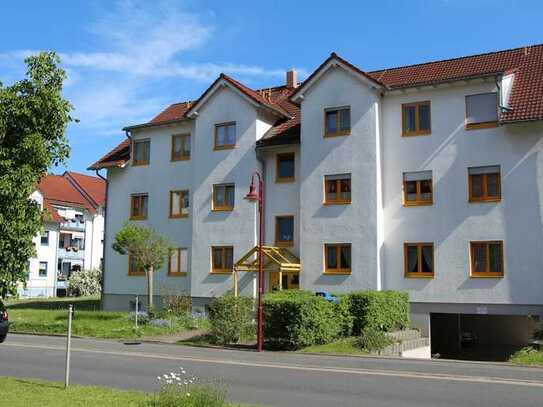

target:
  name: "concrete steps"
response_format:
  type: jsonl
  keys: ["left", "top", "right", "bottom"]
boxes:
{"left": 372, "top": 329, "right": 431, "bottom": 359}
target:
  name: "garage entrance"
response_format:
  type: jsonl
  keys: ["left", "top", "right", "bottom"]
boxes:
{"left": 430, "top": 313, "right": 537, "bottom": 361}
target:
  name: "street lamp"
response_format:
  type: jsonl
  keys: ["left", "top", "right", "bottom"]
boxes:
{"left": 244, "top": 171, "right": 264, "bottom": 352}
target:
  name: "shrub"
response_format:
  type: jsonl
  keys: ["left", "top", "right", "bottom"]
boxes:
{"left": 160, "top": 286, "right": 192, "bottom": 316}
{"left": 68, "top": 268, "right": 101, "bottom": 297}
{"left": 348, "top": 290, "right": 409, "bottom": 334}
{"left": 336, "top": 294, "right": 354, "bottom": 337}
{"left": 208, "top": 295, "right": 255, "bottom": 345}
{"left": 263, "top": 290, "right": 343, "bottom": 349}
{"left": 356, "top": 327, "right": 394, "bottom": 352}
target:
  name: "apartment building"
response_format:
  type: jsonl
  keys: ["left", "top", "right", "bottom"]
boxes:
{"left": 20, "top": 172, "right": 106, "bottom": 297}
{"left": 91, "top": 45, "right": 543, "bottom": 353}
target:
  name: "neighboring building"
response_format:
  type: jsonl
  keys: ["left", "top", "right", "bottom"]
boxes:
{"left": 91, "top": 44, "right": 543, "bottom": 354}
{"left": 20, "top": 172, "right": 106, "bottom": 297}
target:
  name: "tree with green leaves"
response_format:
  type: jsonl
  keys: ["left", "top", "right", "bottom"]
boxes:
{"left": 112, "top": 222, "right": 173, "bottom": 312}
{"left": 0, "top": 52, "right": 73, "bottom": 298}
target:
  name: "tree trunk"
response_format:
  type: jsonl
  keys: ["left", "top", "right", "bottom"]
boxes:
{"left": 147, "top": 265, "right": 154, "bottom": 312}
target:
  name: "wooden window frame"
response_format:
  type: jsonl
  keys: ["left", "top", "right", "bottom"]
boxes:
{"left": 211, "top": 246, "right": 234, "bottom": 274}
{"left": 324, "top": 243, "right": 352, "bottom": 274}
{"left": 465, "top": 93, "right": 499, "bottom": 131}
{"left": 212, "top": 184, "right": 235, "bottom": 212}
{"left": 470, "top": 241, "right": 504, "bottom": 278}
{"left": 404, "top": 242, "right": 434, "bottom": 278}
{"left": 403, "top": 174, "right": 433, "bottom": 207}
{"left": 130, "top": 193, "right": 148, "bottom": 220}
{"left": 275, "top": 153, "right": 295, "bottom": 183}
{"left": 169, "top": 190, "right": 189, "bottom": 219}
{"left": 401, "top": 101, "right": 431, "bottom": 137}
{"left": 128, "top": 255, "right": 145, "bottom": 276}
{"left": 171, "top": 134, "right": 191, "bottom": 161}
{"left": 324, "top": 107, "right": 351, "bottom": 137}
{"left": 324, "top": 175, "right": 351, "bottom": 205}
{"left": 275, "top": 215, "right": 294, "bottom": 247}
{"left": 468, "top": 168, "right": 501, "bottom": 203}
{"left": 132, "top": 139, "right": 150, "bottom": 166}
{"left": 214, "top": 122, "right": 236, "bottom": 150}
{"left": 168, "top": 247, "right": 187, "bottom": 276}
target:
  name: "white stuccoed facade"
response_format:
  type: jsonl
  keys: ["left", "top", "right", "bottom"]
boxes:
{"left": 97, "top": 49, "right": 543, "bottom": 346}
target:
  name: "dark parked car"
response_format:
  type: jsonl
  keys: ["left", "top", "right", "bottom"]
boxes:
{"left": 0, "top": 299, "right": 8, "bottom": 343}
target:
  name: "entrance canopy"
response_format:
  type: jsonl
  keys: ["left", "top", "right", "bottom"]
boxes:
{"left": 233, "top": 246, "right": 301, "bottom": 296}
{"left": 234, "top": 245, "right": 301, "bottom": 273}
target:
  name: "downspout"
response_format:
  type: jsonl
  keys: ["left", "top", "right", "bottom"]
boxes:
{"left": 95, "top": 169, "right": 108, "bottom": 310}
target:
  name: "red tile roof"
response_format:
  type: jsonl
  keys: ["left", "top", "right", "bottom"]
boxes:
{"left": 64, "top": 171, "right": 106, "bottom": 207}
{"left": 91, "top": 44, "right": 543, "bottom": 167}
{"left": 38, "top": 173, "right": 106, "bottom": 218}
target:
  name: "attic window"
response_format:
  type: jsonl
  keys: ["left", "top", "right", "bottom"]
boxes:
{"left": 324, "top": 107, "right": 351, "bottom": 137}
{"left": 133, "top": 139, "right": 150, "bottom": 166}
{"left": 465, "top": 93, "right": 498, "bottom": 130}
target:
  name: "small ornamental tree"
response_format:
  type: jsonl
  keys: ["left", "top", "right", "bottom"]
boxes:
{"left": 0, "top": 52, "right": 73, "bottom": 298}
{"left": 112, "top": 222, "right": 173, "bottom": 312}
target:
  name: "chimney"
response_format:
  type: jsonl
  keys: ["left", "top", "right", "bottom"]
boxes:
{"left": 286, "top": 69, "right": 298, "bottom": 89}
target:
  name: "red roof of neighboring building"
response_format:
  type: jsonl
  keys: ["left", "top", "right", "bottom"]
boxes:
{"left": 90, "top": 44, "right": 543, "bottom": 168}
{"left": 37, "top": 173, "right": 106, "bottom": 220}
{"left": 64, "top": 171, "right": 107, "bottom": 207}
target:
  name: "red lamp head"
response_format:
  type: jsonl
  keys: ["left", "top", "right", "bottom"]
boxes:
{"left": 244, "top": 181, "right": 259, "bottom": 202}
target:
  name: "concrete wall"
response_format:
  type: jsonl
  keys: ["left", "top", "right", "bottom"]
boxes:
{"left": 381, "top": 81, "right": 543, "bottom": 307}
{"left": 299, "top": 67, "right": 380, "bottom": 293}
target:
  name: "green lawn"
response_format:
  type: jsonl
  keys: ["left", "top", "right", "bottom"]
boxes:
{"left": 0, "top": 377, "right": 146, "bottom": 406}
{"left": 6, "top": 296, "right": 204, "bottom": 339}
{"left": 300, "top": 337, "right": 368, "bottom": 355}
{"left": 509, "top": 347, "right": 543, "bottom": 367}
{"left": 0, "top": 377, "right": 253, "bottom": 406}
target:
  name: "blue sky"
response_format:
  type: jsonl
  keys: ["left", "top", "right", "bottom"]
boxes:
{"left": 1, "top": 0, "right": 542, "bottom": 174}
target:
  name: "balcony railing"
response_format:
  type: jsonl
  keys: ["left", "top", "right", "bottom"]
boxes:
{"left": 60, "top": 219, "right": 86, "bottom": 230}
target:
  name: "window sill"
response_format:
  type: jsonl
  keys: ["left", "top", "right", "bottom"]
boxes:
{"left": 324, "top": 131, "right": 351, "bottom": 138}
{"left": 129, "top": 216, "right": 148, "bottom": 221}
{"left": 132, "top": 161, "right": 149, "bottom": 167}
{"left": 168, "top": 272, "right": 187, "bottom": 277}
{"left": 213, "top": 145, "right": 236, "bottom": 151}
{"left": 211, "top": 207, "right": 234, "bottom": 212}
{"left": 403, "top": 200, "right": 433, "bottom": 207}
{"left": 128, "top": 272, "right": 146, "bottom": 276}
{"left": 169, "top": 214, "right": 189, "bottom": 219}
{"left": 323, "top": 270, "right": 351, "bottom": 275}
{"left": 469, "top": 197, "right": 501, "bottom": 203}
{"left": 405, "top": 273, "right": 434, "bottom": 279}
{"left": 470, "top": 273, "right": 504, "bottom": 278}
{"left": 323, "top": 201, "right": 351, "bottom": 206}
{"left": 275, "top": 241, "right": 294, "bottom": 248}
{"left": 402, "top": 131, "right": 431, "bottom": 137}
{"left": 171, "top": 156, "right": 190, "bottom": 162}
{"left": 275, "top": 177, "right": 295, "bottom": 183}
{"left": 466, "top": 121, "right": 499, "bottom": 130}
{"left": 210, "top": 270, "right": 233, "bottom": 275}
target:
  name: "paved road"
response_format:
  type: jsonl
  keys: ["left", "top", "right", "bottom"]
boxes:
{"left": 1, "top": 334, "right": 543, "bottom": 406}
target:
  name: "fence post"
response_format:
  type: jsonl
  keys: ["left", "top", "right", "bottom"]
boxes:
{"left": 135, "top": 295, "right": 139, "bottom": 329}
{"left": 64, "top": 304, "right": 73, "bottom": 389}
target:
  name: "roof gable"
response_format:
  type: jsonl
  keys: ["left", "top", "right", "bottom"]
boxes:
{"left": 290, "top": 53, "right": 386, "bottom": 103}
{"left": 185, "top": 74, "right": 292, "bottom": 119}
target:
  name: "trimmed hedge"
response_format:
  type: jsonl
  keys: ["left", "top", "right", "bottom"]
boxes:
{"left": 263, "top": 290, "right": 346, "bottom": 349}
{"left": 208, "top": 295, "right": 255, "bottom": 345}
{"left": 348, "top": 291, "right": 409, "bottom": 334}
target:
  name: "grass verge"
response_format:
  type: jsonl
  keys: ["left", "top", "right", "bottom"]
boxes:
{"left": 299, "top": 337, "right": 368, "bottom": 355}
{"left": 509, "top": 347, "right": 543, "bottom": 367}
{"left": 0, "top": 376, "right": 146, "bottom": 406}
{"left": 0, "top": 377, "right": 253, "bottom": 406}
{"left": 5, "top": 296, "right": 203, "bottom": 340}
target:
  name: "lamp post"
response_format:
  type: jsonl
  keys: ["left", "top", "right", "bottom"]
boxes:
{"left": 244, "top": 171, "right": 264, "bottom": 352}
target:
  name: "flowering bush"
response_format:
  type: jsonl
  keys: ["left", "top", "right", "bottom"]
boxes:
{"left": 146, "top": 367, "right": 227, "bottom": 407}
{"left": 68, "top": 268, "right": 101, "bottom": 297}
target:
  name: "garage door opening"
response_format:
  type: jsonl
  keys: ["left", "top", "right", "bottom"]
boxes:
{"left": 430, "top": 313, "right": 537, "bottom": 361}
